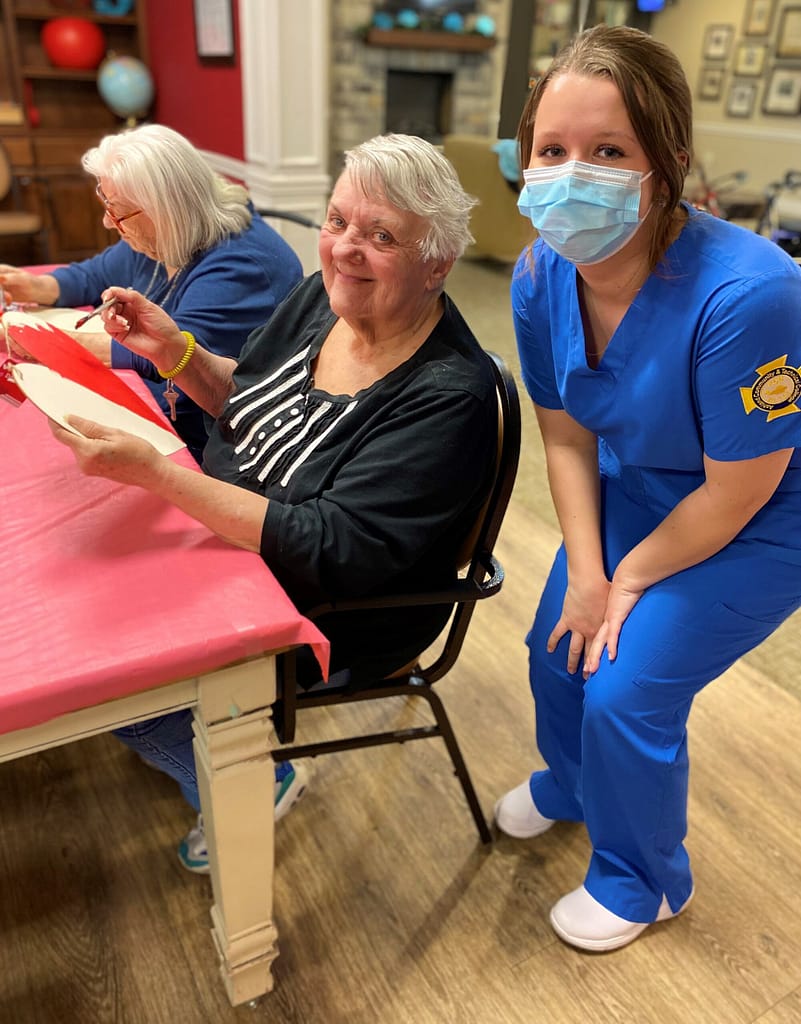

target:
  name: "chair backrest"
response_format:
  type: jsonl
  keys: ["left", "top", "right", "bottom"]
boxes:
{"left": 474, "top": 350, "right": 522, "bottom": 564}
{"left": 421, "top": 349, "right": 521, "bottom": 684}
{"left": 256, "top": 208, "right": 321, "bottom": 230}
{"left": 455, "top": 351, "right": 520, "bottom": 566}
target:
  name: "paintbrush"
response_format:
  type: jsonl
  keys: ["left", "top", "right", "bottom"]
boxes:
{"left": 74, "top": 295, "right": 120, "bottom": 329}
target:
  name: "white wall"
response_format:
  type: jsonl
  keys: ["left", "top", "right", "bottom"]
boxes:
{"left": 204, "top": 0, "right": 331, "bottom": 276}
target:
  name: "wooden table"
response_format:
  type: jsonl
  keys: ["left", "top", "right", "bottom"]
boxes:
{"left": 0, "top": 384, "right": 328, "bottom": 1006}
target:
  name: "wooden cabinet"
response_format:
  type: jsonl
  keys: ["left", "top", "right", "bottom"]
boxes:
{"left": 0, "top": 2, "right": 149, "bottom": 263}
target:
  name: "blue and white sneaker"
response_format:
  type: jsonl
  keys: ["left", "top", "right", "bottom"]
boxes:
{"left": 274, "top": 758, "right": 313, "bottom": 821}
{"left": 178, "top": 814, "right": 209, "bottom": 873}
{"left": 177, "top": 759, "right": 313, "bottom": 873}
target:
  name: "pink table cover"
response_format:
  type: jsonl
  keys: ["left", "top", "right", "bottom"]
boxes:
{"left": 0, "top": 374, "right": 329, "bottom": 736}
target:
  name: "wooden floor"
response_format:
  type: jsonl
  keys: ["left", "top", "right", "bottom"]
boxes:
{"left": 3, "top": 259, "right": 801, "bottom": 1022}
{"left": 3, "top": 499, "right": 801, "bottom": 1023}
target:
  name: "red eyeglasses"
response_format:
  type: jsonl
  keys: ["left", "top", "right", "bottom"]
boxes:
{"left": 95, "top": 182, "right": 142, "bottom": 234}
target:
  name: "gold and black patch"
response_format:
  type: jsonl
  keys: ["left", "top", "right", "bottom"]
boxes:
{"left": 740, "top": 356, "right": 801, "bottom": 421}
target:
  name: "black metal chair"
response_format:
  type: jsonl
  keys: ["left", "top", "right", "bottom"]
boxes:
{"left": 272, "top": 351, "right": 521, "bottom": 844}
{"left": 256, "top": 208, "right": 321, "bottom": 231}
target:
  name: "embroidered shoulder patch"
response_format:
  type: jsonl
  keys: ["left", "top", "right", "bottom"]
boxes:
{"left": 740, "top": 356, "right": 801, "bottom": 421}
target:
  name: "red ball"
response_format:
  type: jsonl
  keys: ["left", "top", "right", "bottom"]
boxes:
{"left": 41, "top": 17, "right": 106, "bottom": 71}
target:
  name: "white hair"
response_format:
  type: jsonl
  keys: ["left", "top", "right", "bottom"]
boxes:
{"left": 82, "top": 124, "right": 251, "bottom": 267}
{"left": 343, "top": 133, "right": 477, "bottom": 261}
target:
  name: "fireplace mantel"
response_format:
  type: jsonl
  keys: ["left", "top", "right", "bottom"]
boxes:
{"left": 365, "top": 28, "right": 496, "bottom": 53}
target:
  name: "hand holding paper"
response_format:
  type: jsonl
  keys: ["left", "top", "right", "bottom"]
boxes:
{"left": 49, "top": 413, "right": 166, "bottom": 488}
{"left": 2, "top": 311, "right": 184, "bottom": 456}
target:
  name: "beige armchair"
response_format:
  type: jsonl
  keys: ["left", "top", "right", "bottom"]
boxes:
{"left": 443, "top": 134, "right": 534, "bottom": 264}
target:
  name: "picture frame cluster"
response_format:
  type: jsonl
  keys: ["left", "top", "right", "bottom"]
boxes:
{"left": 697, "top": 1, "right": 801, "bottom": 118}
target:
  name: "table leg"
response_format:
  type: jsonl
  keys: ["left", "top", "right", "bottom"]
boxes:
{"left": 192, "top": 661, "right": 279, "bottom": 1006}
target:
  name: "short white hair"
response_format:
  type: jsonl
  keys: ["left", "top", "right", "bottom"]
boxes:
{"left": 82, "top": 124, "right": 251, "bottom": 267}
{"left": 343, "top": 134, "right": 477, "bottom": 262}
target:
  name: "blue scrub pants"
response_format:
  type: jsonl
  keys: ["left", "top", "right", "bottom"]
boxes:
{"left": 528, "top": 476, "right": 801, "bottom": 922}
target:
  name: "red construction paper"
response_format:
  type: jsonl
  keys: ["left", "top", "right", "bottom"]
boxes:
{"left": 4, "top": 313, "right": 172, "bottom": 433}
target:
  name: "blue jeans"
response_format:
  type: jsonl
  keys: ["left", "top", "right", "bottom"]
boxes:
{"left": 115, "top": 710, "right": 202, "bottom": 811}
{"left": 114, "top": 661, "right": 349, "bottom": 811}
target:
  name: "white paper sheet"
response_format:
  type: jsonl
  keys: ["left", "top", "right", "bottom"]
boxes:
{"left": 10, "top": 362, "right": 185, "bottom": 456}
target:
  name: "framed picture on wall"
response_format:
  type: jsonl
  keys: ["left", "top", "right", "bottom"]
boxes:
{"left": 762, "top": 66, "right": 801, "bottom": 115}
{"left": 726, "top": 80, "right": 757, "bottom": 117}
{"left": 702, "top": 24, "right": 734, "bottom": 61}
{"left": 193, "top": 0, "right": 235, "bottom": 60}
{"left": 743, "top": 0, "right": 776, "bottom": 36}
{"left": 776, "top": 7, "right": 801, "bottom": 59}
{"left": 734, "top": 41, "right": 767, "bottom": 76}
{"left": 698, "top": 67, "right": 725, "bottom": 100}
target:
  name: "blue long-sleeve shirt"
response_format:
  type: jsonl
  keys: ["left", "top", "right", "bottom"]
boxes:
{"left": 52, "top": 212, "right": 303, "bottom": 461}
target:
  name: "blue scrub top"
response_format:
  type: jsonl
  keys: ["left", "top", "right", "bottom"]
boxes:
{"left": 512, "top": 205, "right": 801, "bottom": 526}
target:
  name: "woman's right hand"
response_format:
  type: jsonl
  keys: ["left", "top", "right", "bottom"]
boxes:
{"left": 98, "top": 286, "right": 188, "bottom": 375}
{"left": 547, "top": 576, "right": 611, "bottom": 676}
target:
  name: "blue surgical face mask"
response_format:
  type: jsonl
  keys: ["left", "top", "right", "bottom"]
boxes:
{"left": 517, "top": 160, "right": 654, "bottom": 265}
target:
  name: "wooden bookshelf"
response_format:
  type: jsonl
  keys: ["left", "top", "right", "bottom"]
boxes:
{"left": 0, "top": 0, "right": 149, "bottom": 262}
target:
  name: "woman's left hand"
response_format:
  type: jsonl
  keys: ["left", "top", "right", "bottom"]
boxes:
{"left": 583, "top": 578, "right": 645, "bottom": 676}
{"left": 581, "top": 448, "right": 795, "bottom": 677}
{"left": 49, "top": 414, "right": 163, "bottom": 488}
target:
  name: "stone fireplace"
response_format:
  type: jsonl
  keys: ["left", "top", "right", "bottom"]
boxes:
{"left": 328, "top": 0, "right": 507, "bottom": 174}
{"left": 385, "top": 69, "right": 454, "bottom": 142}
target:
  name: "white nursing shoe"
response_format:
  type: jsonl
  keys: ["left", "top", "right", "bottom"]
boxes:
{"left": 550, "top": 885, "right": 694, "bottom": 952}
{"left": 494, "top": 780, "right": 555, "bottom": 839}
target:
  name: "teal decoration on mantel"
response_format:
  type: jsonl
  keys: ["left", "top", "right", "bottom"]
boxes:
{"left": 473, "top": 14, "right": 495, "bottom": 36}
{"left": 442, "top": 12, "right": 465, "bottom": 32}
{"left": 395, "top": 9, "right": 421, "bottom": 29}
{"left": 92, "top": 0, "right": 136, "bottom": 14}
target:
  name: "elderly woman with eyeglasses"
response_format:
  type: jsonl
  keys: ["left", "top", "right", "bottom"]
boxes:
{"left": 48, "top": 133, "right": 499, "bottom": 873}
{"left": 0, "top": 124, "right": 303, "bottom": 462}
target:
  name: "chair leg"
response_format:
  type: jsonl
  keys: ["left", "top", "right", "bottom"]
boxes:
{"left": 415, "top": 683, "right": 493, "bottom": 844}
{"left": 36, "top": 227, "right": 51, "bottom": 265}
{"left": 274, "top": 650, "right": 298, "bottom": 745}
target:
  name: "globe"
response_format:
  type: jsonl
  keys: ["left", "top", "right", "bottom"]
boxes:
{"left": 97, "top": 55, "right": 154, "bottom": 124}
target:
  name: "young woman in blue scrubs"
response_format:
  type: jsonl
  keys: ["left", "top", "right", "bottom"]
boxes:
{"left": 495, "top": 24, "right": 801, "bottom": 951}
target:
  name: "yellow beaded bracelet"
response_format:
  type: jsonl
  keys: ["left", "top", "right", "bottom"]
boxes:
{"left": 158, "top": 330, "right": 196, "bottom": 379}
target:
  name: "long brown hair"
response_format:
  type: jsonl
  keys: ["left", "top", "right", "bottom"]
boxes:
{"left": 518, "top": 25, "right": 692, "bottom": 270}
